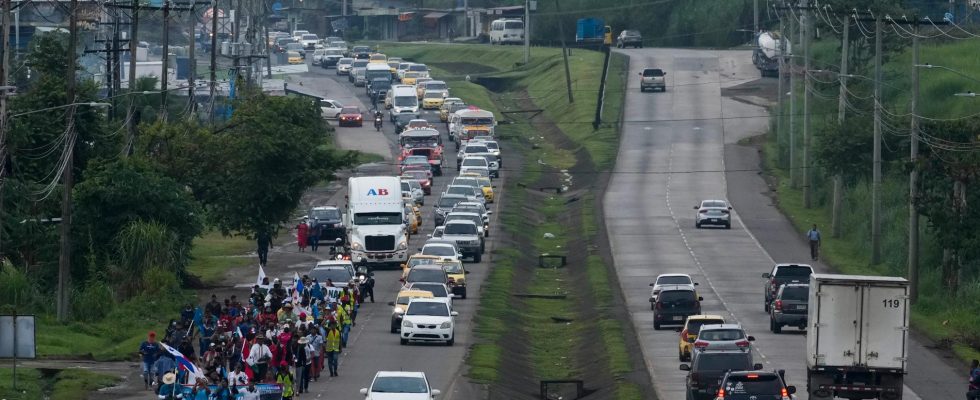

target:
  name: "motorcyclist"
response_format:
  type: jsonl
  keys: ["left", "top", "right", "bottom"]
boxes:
{"left": 356, "top": 266, "right": 375, "bottom": 303}
{"left": 373, "top": 110, "right": 383, "bottom": 131}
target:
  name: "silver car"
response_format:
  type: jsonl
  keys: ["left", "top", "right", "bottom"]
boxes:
{"left": 694, "top": 199, "right": 732, "bottom": 229}
{"left": 692, "top": 324, "right": 755, "bottom": 356}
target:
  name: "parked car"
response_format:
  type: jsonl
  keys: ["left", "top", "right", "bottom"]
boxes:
{"left": 319, "top": 99, "right": 344, "bottom": 119}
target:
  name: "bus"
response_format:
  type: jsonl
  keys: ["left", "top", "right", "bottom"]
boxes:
{"left": 489, "top": 19, "right": 524, "bottom": 45}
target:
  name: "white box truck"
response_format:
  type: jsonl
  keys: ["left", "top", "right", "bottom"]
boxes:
{"left": 806, "top": 274, "right": 909, "bottom": 400}
{"left": 346, "top": 176, "right": 408, "bottom": 267}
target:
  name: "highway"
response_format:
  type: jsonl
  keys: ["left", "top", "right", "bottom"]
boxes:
{"left": 603, "top": 48, "right": 946, "bottom": 400}
{"left": 251, "top": 64, "right": 495, "bottom": 399}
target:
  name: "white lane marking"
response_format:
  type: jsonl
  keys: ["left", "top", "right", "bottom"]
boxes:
{"left": 644, "top": 126, "right": 653, "bottom": 130}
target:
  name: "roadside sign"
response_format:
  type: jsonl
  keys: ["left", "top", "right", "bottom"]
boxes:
{"left": 272, "top": 1, "right": 282, "bottom": 16}
{"left": 0, "top": 315, "right": 36, "bottom": 359}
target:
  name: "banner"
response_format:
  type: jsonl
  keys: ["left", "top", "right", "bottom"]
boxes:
{"left": 179, "top": 383, "right": 283, "bottom": 399}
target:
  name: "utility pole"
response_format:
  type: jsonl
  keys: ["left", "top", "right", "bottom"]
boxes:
{"left": 463, "top": 0, "right": 469, "bottom": 36}
{"left": 871, "top": 16, "right": 882, "bottom": 264}
{"left": 523, "top": 0, "right": 529, "bottom": 65}
{"left": 0, "top": 0, "right": 11, "bottom": 178}
{"left": 802, "top": 6, "right": 812, "bottom": 208}
{"left": 832, "top": 15, "right": 848, "bottom": 238}
{"left": 776, "top": 15, "right": 785, "bottom": 159}
{"left": 187, "top": 0, "right": 197, "bottom": 117}
{"left": 160, "top": 0, "right": 171, "bottom": 121}
{"left": 788, "top": 11, "right": 796, "bottom": 188}
{"left": 908, "top": 19, "right": 921, "bottom": 303}
{"left": 209, "top": 0, "right": 218, "bottom": 123}
{"left": 126, "top": 0, "right": 139, "bottom": 156}
{"left": 553, "top": 0, "right": 573, "bottom": 103}
{"left": 57, "top": 0, "right": 79, "bottom": 322}
{"left": 754, "top": 0, "right": 759, "bottom": 33}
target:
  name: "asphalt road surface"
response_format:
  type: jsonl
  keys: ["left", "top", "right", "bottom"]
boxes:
{"left": 260, "top": 61, "right": 496, "bottom": 399}
{"left": 603, "top": 48, "right": 940, "bottom": 400}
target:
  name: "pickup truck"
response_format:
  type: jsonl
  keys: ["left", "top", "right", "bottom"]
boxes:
{"left": 439, "top": 220, "right": 482, "bottom": 263}
{"left": 639, "top": 68, "right": 666, "bottom": 92}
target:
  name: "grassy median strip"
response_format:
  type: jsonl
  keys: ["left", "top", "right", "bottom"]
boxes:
{"left": 0, "top": 368, "right": 118, "bottom": 400}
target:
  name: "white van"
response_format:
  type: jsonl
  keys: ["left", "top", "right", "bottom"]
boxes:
{"left": 489, "top": 19, "right": 524, "bottom": 45}
{"left": 390, "top": 85, "right": 420, "bottom": 120}
{"left": 346, "top": 176, "right": 408, "bottom": 266}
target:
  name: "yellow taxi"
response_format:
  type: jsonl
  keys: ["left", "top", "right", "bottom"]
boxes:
{"left": 440, "top": 98, "right": 465, "bottom": 122}
{"left": 439, "top": 259, "right": 468, "bottom": 299}
{"left": 404, "top": 204, "right": 419, "bottom": 234}
{"left": 400, "top": 254, "right": 442, "bottom": 271}
{"left": 421, "top": 91, "right": 446, "bottom": 110}
{"left": 678, "top": 314, "right": 726, "bottom": 361}
{"left": 287, "top": 51, "right": 303, "bottom": 65}
{"left": 462, "top": 172, "right": 494, "bottom": 203}
{"left": 401, "top": 71, "right": 421, "bottom": 85}
{"left": 389, "top": 289, "right": 434, "bottom": 333}
{"left": 368, "top": 53, "right": 387, "bottom": 64}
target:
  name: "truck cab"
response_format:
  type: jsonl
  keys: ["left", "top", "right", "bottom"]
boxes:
{"left": 346, "top": 177, "right": 409, "bottom": 267}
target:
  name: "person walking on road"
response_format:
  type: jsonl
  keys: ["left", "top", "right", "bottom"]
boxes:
{"left": 247, "top": 335, "right": 273, "bottom": 382}
{"left": 157, "top": 372, "right": 180, "bottom": 399}
{"left": 968, "top": 359, "right": 980, "bottom": 400}
{"left": 309, "top": 219, "right": 322, "bottom": 252}
{"left": 256, "top": 230, "right": 272, "bottom": 267}
{"left": 139, "top": 331, "right": 161, "bottom": 389}
{"left": 324, "top": 321, "right": 341, "bottom": 377}
{"left": 277, "top": 367, "right": 295, "bottom": 400}
{"left": 806, "top": 224, "right": 821, "bottom": 261}
{"left": 297, "top": 219, "right": 309, "bottom": 252}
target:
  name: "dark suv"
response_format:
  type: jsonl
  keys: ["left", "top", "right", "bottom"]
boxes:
{"left": 308, "top": 206, "right": 345, "bottom": 245}
{"left": 769, "top": 283, "right": 809, "bottom": 333}
{"left": 653, "top": 285, "right": 703, "bottom": 330}
{"left": 716, "top": 370, "right": 797, "bottom": 400}
{"left": 762, "top": 263, "right": 813, "bottom": 312}
{"left": 680, "top": 350, "right": 762, "bottom": 400}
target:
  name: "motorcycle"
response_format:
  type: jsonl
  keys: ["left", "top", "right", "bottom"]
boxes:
{"left": 355, "top": 266, "right": 375, "bottom": 303}
{"left": 373, "top": 112, "right": 383, "bottom": 132}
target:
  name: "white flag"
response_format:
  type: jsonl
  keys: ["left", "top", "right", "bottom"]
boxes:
{"left": 256, "top": 264, "right": 267, "bottom": 288}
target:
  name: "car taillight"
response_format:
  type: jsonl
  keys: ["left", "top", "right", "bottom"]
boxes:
{"left": 693, "top": 340, "right": 709, "bottom": 348}
{"left": 774, "top": 300, "right": 783, "bottom": 311}
{"left": 716, "top": 388, "right": 725, "bottom": 399}
{"left": 655, "top": 302, "right": 662, "bottom": 311}
{"left": 736, "top": 340, "right": 751, "bottom": 347}
{"left": 781, "top": 387, "right": 789, "bottom": 398}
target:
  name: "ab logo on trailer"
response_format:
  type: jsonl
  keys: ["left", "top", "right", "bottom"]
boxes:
{"left": 366, "top": 188, "right": 389, "bottom": 196}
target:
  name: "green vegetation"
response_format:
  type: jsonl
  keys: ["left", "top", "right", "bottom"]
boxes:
{"left": 0, "top": 31, "right": 352, "bottom": 360}
{"left": 767, "top": 29, "right": 980, "bottom": 362}
{"left": 380, "top": 42, "right": 641, "bottom": 396}
{"left": 0, "top": 368, "right": 118, "bottom": 400}
{"left": 186, "top": 231, "right": 255, "bottom": 285}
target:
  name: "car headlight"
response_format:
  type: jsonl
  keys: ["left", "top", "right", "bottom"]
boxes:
{"left": 439, "top": 321, "right": 452, "bottom": 329}
{"left": 402, "top": 320, "right": 413, "bottom": 328}
{"left": 351, "top": 242, "right": 363, "bottom": 251}
{"left": 398, "top": 241, "right": 408, "bottom": 250}
{"left": 394, "top": 307, "right": 404, "bottom": 314}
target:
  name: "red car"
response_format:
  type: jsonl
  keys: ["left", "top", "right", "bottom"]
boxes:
{"left": 398, "top": 146, "right": 444, "bottom": 176}
{"left": 338, "top": 107, "right": 363, "bottom": 127}
{"left": 401, "top": 170, "right": 433, "bottom": 194}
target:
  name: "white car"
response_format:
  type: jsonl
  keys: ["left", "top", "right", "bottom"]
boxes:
{"left": 694, "top": 199, "right": 732, "bottom": 229}
{"left": 648, "top": 273, "right": 698, "bottom": 308}
{"left": 401, "top": 179, "right": 425, "bottom": 205}
{"left": 360, "top": 371, "right": 441, "bottom": 399}
{"left": 399, "top": 298, "right": 457, "bottom": 345}
{"left": 337, "top": 58, "right": 354, "bottom": 75}
{"left": 444, "top": 185, "right": 484, "bottom": 206}
{"left": 420, "top": 242, "right": 461, "bottom": 261}
{"left": 320, "top": 99, "right": 344, "bottom": 119}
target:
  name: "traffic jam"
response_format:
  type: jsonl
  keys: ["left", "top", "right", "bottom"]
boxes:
{"left": 318, "top": 44, "right": 501, "bottom": 398}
